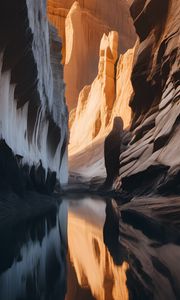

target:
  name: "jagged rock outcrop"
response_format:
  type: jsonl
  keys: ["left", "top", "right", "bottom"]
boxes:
{"left": 119, "top": 0, "right": 180, "bottom": 194}
{"left": 48, "top": 0, "right": 136, "bottom": 109}
{"left": 0, "top": 0, "right": 68, "bottom": 194}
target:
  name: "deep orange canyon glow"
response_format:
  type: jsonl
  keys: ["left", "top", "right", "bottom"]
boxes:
{"left": 0, "top": 0, "right": 179, "bottom": 300}
{"left": 47, "top": 0, "right": 137, "bottom": 178}
{"left": 66, "top": 200, "right": 129, "bottom": 300}
{"left": 47, "top": 0, "right": 136, "bottom": 110}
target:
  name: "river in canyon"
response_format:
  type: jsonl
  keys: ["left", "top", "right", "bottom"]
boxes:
{"left": 0, "top": 193, "right": 180, "bottom": 300}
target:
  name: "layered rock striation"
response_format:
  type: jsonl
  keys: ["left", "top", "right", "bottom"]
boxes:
{"left": 119, "top": 0, "right": 180, "bottom": 194}
{"left": 0, "top": 0, "right": 68, "bottom": 194}
{"left": 48, "top": 0, "right": 136, "bottom": 109}
{"left": 103, "top": 3, "right": 180, "bottom": 298}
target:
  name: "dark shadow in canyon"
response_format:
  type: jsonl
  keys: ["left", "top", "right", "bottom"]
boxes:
{"left": 0, "top": 199, "right": 68, "bottom": 300}
{"left": 104, "top": 197, "right": 180, "bottom": 300}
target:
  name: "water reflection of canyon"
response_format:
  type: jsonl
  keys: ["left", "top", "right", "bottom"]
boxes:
{"left": 66, "top": 197, "right": 129, "bottom": 300}
{"left": 1, "top": 195, "right": 180, "bottom": 300}
{"left": 0, "top": 200, "right": 68, "bottom": 300}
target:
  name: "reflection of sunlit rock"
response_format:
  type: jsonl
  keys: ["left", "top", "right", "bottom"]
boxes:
{"left": 67, "top": 199, "right": 129, "bottom": 300}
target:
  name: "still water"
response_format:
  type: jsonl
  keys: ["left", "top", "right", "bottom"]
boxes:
{"left": 0, "top": 195, "right": 180, "bottom": 300}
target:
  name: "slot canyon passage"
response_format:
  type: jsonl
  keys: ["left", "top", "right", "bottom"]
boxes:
{"left": 0, "top": 0, "right": 180, "bottom": 299}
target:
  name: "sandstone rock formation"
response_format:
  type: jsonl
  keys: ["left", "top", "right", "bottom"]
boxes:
{"left": 48, "top": 0, "right": 68, "bottom": 63}
{"left": 0, "top": 0, "right": 68, "bottom": 193}
{"left": 69, "top": 31, "right": 119, "bottom": 152}
{"left": 69, "top": 0, "right": 180, "bottom": 193}
{"left": 119, "top": 0, "right": 180, "bottom": 194}
{"left": 69, "top": 31, "right": 135, "bottom": 178}
{"left": 48, "top": 0, "right": 136, "bottom": 109}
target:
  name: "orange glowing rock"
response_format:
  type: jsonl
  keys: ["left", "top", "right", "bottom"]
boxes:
{"left": 69, "top": 32, "right": 135, "bottom": 161}
{"left": 47, "top": 0, "right": 136, "bottom": 109}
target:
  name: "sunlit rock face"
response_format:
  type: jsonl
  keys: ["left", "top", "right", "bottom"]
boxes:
{"left": 48, "top": 0, "right": 136, "bottom": 109}
{"left": 112, "top": 48, "right": 135, "bottom": 129}
{"left": 67, "top": 199, "right": 129, "bottom": 300}
{"left": 69, "top": 31, "right": 135, "bottom": 177}
{"left": 70, "top": 32, "right": 118, "bottom": 153}
{"left": 119, "top": 0, "right": 180, "bottom": 194}
{"left": 0, "top": 0, "right": 68, "bottom": 192}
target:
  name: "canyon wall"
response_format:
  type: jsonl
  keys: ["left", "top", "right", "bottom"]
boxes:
{"left": 104, "top": 3, "right": 180, "bottom": 297}
{"left": 48, "top": 0, "right": 136, "bottom": 109}
{"left": 70, "top": 31, "right": 135, "bottom": 154}
{"left": 119, "top": 0, "right": 180, "bottom": 194}
{"left": 69, "top": 0, "right": 180, "bottom": 193}
{"left": 69, "top": 31, "right": 135, "bottom": 179}
{"left": 0, "top": 0, "right": 68, "bottom": 193}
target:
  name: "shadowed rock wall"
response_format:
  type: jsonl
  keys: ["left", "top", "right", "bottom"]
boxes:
{"left": 120, "top": 0, "right": 180, "bottom": 194}
{"left": 0, "top": 0, "right": 68, "bottom": 193}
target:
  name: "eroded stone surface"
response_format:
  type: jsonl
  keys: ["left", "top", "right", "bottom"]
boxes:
{"left": 119, "top": 0, "right": 180, "bottom": 194}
